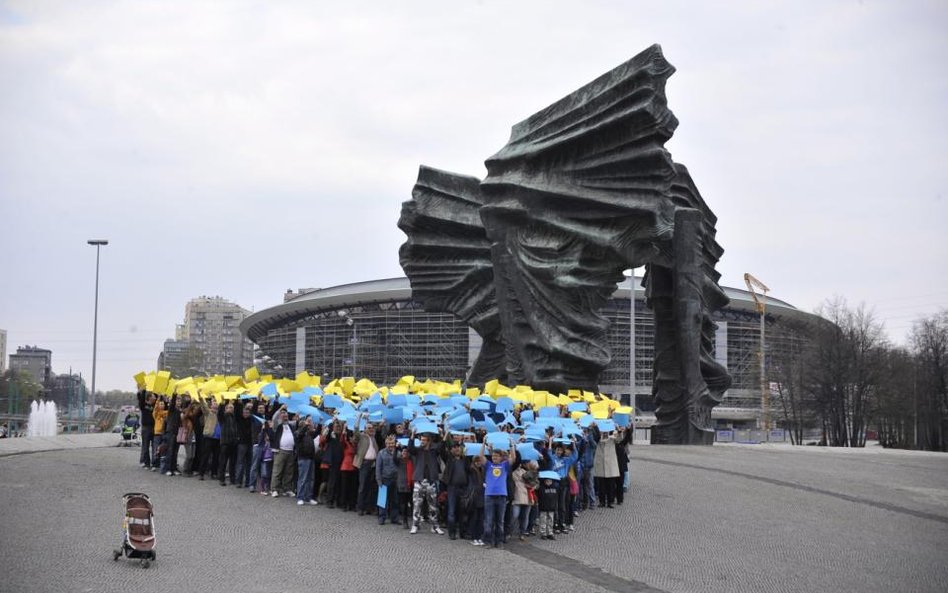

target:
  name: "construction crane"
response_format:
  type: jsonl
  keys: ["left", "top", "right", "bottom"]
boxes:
{"left": 744, "top": 273, "right": 770, "bottom": 431}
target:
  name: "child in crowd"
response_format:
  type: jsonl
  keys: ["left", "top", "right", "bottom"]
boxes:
{"left": 538, "top": 474, "right": 559, "bottom": 540}
{"left": 397, "top": 446, "right": 414, "bottom": 530}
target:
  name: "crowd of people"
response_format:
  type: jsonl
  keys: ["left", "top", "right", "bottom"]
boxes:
{"left": 136, "top": 390, "right": 633, "bottom": 547}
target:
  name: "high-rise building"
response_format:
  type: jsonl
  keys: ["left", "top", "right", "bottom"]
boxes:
{"left": 0, "top": 329, "right": 6, "bottom": 374}
{"left": 9, "top": 345, "right": 52, "bottom": 386}
{"left": 157, "top": 338, "right": 193, "bottom": 377}
{"left": 160, "top": 296, "right": 254, "bottom": 376}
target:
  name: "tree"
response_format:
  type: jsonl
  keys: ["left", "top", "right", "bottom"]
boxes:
{"left": 872, "top": 346, "right": 916, "bottom": 449}
{"left": 97, "top": 389, "right": 137, "bottom": 409}
{"left": 911, "top": 311, "right": 948, "bottom": 451}
{"left": 809, "top": 297, "right": 886, "bottom": 447}
{"left": 768, "top": 318, "right": 818, "bottom": 445}
{"left": 0, "top": 369, "right": 44, "bottom": 411}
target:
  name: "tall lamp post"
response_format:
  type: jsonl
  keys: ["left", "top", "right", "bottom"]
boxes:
{"left": 338, "top": 310, "right": 357, "bottom": 378}
{"left": 623, "top": 269, "right": 637, "bottom": 410}
{"left": 87, "top": 239, "right": 108, "bottom": 429}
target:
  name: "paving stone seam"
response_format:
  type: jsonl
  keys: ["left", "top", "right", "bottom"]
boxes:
{"left": 639, "top": 457, "right": 948, "bottom": 525}
{"left": 508, "top": 542, "right": 669, "bottom": 593}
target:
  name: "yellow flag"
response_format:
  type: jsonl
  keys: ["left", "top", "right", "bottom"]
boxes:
{"left": 133, "top": 372, "right": 146, "bottom": 388}
{"left": 590, "top": 401, "right": 610, "bottom": 419}
{"left": 153, "top": 370, "right": 171, "bottom": 395}
{"left": 244, "top": 367, "right": 260, "bottom": 382}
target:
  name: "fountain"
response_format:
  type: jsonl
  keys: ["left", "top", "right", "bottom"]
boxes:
{"left": 27, "top": 400, "right": 58, "bottom": 437}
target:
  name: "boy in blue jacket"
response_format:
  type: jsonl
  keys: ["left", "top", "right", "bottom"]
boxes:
{"left": 546, "top": 436, "right": 578, "bottom": 534}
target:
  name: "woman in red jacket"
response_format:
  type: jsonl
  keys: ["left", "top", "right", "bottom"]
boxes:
{"left": 338, "top": 431, "right": 358, "bottom": 511}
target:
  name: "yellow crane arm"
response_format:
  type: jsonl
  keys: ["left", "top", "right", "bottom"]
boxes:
{"left": 744, "top": 272, "right": 770, "bottom": 314}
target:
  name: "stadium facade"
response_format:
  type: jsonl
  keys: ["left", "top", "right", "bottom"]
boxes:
{"left": 240, "top": 277, "right": 819, "bottom": 428}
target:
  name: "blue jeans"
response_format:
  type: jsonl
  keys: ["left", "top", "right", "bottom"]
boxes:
{"left": 483, "top": 495, "right": 507, "bottom": 546}
{"left": 151, "top": 434, "right": 163, "bottom": 469}
{"left": 297, "top": 458, "right": 315, "bottom": 501}
{"left": 248, "top": 444, "right": 264, "bottom": 489}
{"left": 378, "top": 479, "right": 399, "bottom": 523}
{"left": 583, "top": 463, "right": 597, "bottom": 509}
{"left": 510, "top": 504, "right": 530, "bottom": 536}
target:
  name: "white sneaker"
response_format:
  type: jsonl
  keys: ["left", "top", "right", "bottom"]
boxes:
{"left": 432, "top": 526, "right": 445, "bottom": 535}
{"left": 297, "top": 500, "right": 304, "bottom": 506}
{"left": 568, "top": 525, "right": 575, "bottom": 532}
{"left": 470, "top": 539, "right": 480, "bottom": 546}
{"left": 285, "top": 491, "right": 295, "bottom": 497}
{"left": 165, "top": 471, "right": 173, "bottom": 476}
{"left": 475, "top": 539, "right": 485, "bottom": 546}
{"left": 308, "top": 500, "right": 319, "bottom": 505}
{"left": 271, "top": 491, "right": 279, "bottom": 498}
{"left": 410, "top": 525, "right": 418, "bottom": 534}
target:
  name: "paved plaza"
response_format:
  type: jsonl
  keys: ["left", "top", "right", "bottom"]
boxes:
{"left": 1, "top": 438, "right": 946, "bottom": 593}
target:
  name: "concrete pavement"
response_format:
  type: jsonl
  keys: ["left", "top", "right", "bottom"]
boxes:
{"left": 0, "top": 440, "right": 946, "bottom": 593}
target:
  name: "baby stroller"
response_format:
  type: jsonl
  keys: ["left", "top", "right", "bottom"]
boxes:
{"left": 119, "top": 413, "right": 140, "bottom": 447}
{"left": 113, "top": 493, "right": 157, "bottom": 568}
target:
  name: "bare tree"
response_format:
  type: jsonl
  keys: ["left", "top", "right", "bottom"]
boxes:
{"left": 911, "top": 311, "right": 948, "bottom": 451}
{"left": 769, "top": 319, "right": 817, "bottom": 445}
{"left": 809, "top": 297, "right": 886, "bottom": 447}
{"left": 873, "top": 346, "right": 915, "bottom": 449}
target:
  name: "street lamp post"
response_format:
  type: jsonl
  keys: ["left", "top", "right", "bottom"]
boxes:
{"left": 87, "top": 239, "right": 108, "bottom": 430}
{"left": 338, "top": 310, "right": 357, "bottom": 378}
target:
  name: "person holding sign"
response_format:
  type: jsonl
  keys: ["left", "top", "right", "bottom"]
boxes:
{"left": 295, "top": 415, "right": 320, "bottom": 506}
{"left": 375, "top": 435, "right": 400, "bottom": 525}
{"left": 439, "top": 438, "right": 469, "bottom": 540}
{"left": 481, "top": 440, "right": 518, "bottom": 549}
{"left": 353, "top": 418, "right": 383, "bottom": 516}
{"left": 545, "top": 436, "right": 578, "bottom": 534}
{"left": 592, "top": 422, "right": 619, "bottom": 508}
{"left": 407, "top": 427, "right": 444, "bottom": 535}
{"left": 270, "top": 405, "right": 297, "bottom": 498}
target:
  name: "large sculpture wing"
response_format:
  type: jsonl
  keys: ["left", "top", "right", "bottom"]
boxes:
{"left": 397, "top": 166, "right": 506, "bottom": 384}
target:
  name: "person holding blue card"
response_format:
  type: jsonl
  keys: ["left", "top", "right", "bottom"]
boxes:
{"left": 440, "top": 436, "right": 469, "bottom": 540}
{"left": 546, "top": 435, "right": 578, "bottom": 534}
{"left": 407, "top": 426, "right": 445, "bottom": 535}
{"left": 481, "top": 439, "right": 518, "bottom": 549}
{"left": 375, "top": 434, "right": 400, "bottom": 525}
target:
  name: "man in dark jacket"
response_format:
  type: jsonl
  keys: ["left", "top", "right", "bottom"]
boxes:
{"left": 375, "top": 434, "right": 401, "bottom": 525}
{"left": 321, "top": 422, "right": 344, "bottom": 507}
{"left": 218, "top": 402, "right": 238, "bottom": 486}
{"left": 407, "top": 428, "right": 445, "bottom": 535}
{"left": 295, "top": 415, "right": 320, "bottom": 505}
{"left": 234, "top": 403, "right": 254, "bottom": 488}
{"left": 161, "top": 394, "right": 181, "bottom": 476}
{"left": 440, "top": 438, "right": 469, "bottom": 540}
{"left": 137, "top": 390, "right": 155, "bottom": 468}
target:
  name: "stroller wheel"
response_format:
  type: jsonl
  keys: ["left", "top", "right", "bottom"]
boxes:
{"left": 141, "top": 559, "right": 150, "bottom": 569}
{"left": 112, "top": 550, "right": 121, "bottom": 561}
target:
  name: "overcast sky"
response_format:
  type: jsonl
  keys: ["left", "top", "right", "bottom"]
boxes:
{"left": 1, "top": 0, "right": 946, "bottom": 393}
